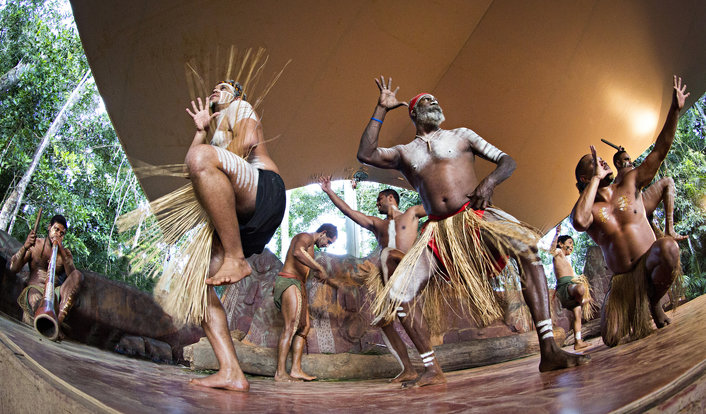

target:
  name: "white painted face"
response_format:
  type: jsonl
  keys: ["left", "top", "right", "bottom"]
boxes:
{"left": 211, "top": 83, "right": 236, "bottom": 106}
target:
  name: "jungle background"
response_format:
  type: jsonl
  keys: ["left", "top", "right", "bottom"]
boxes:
{"left": 1, "top": 0, "right": 705, "bottom": 299}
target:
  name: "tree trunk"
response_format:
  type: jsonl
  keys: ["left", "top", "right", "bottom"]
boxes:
{"left": 0, "top": 70, "right": 92, "bottom": 232}
{"left": 0, "top": 61, "right": 32, "bottom": 94}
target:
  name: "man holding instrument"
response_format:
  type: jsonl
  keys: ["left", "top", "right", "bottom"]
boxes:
{"left": 9, "top": 214, "right": 83, "bottom": 337}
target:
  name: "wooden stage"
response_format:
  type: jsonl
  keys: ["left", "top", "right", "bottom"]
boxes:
{"left": 2, "top": 296, "right": 706, "bottom": 413}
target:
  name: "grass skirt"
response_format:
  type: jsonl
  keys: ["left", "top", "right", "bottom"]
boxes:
{"left": 371, "top": 207, "right": 541, "bottom": 329}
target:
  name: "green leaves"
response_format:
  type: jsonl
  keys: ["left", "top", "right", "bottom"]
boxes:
{"left": 0, "top": 0, "right": 151, "bottom": 291}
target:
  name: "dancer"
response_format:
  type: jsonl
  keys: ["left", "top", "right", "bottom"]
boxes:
{"left": 571, "top": 76, "right": 687, "bottom": 347}
{"left": 185, "top": 80, "right": 286, "bottom": 391}
{"left": 9, "top": 214, "right": 83, "bottom": 336}
{"left": 319, "top": 176, "right": 424, "bottom": 383}
{"left": 358, "top": 77, "right": 588, "bottom": 386}
{"left": 550, "top": 225, "right": 593, "bottom": 350}
{"left": 604, "top": 140, "right": 686, "bottom": 240}
{"left": 274, "top": 224, "right": 338, "bottom": 382}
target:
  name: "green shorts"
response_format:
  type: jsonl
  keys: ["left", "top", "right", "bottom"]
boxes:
{"left": 556, "top": 276, "right": 580, "bottom": 310}
{"left": 273, "top": 275, "right": 302, "bottom": 311}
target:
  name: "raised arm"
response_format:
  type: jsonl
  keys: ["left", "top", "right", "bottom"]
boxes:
{"left": 550, "top": 225, "right": 561, "bottom": 255}
{"left": 571, "top": 146, "right": 609, "bottom": 231}
{"left": 356, "top": 76, "right": 407, "bottom": 169}
{"left": 185, "top": 97, "right": 220, "bottom": 149}
{"left": 9, "top": 230, "right": 35, "bottom": 273}
{"left": 635, "top": 76, "right": 689, "bottom": 187}
{"left": 319, "top": 176, "right": 377, "bottom": 230}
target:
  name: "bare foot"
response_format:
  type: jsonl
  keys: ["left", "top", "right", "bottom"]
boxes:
{"left": 205, "top": 257, "right": 252, "bottom": 286}
{"left": 574, "top": 340, "right": 589, "bottom": 351}
{"left": 274, "top": 372, "right": 302, "bottom": 382}
{"left": 651, "top": 303, "right": 672, "bottom": 328}
{"left": 290, "top": 370, "right": 317, "bottom": 381}
{"left": 190, "top": 370, "right": 249, "bottom": 392}
{"left": 538, "top": 344, "right": 590, "bottom": 372}
{"left": 402, "top": 367, "right": 446, "bottom": 388}
{"left": 390, "top": 369, "right": 418, "bottom": 383}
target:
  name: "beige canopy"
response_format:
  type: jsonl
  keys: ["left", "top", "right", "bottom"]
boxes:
{"left": 70, "top": 0, "right": 706, "bottom": 232}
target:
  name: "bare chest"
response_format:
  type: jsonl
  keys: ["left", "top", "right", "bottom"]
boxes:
{"left": 402, "top": 132, "right": 466, "bottom": 173}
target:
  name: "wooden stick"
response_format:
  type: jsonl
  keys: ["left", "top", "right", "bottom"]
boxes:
{"left": 601, "top": 138, "right": 623, "bottom": 151}
{"left": 32, "top": 207, "right": 43, "bottom": 233}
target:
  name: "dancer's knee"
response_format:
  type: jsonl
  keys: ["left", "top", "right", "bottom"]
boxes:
{"left": 654, "top": 238, "right": 680, "bottom": 267}
{"left": 185, "top": 145, "right": 214, "bottom": 175}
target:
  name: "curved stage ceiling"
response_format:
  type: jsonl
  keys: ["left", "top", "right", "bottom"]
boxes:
{"left": 69, "top": 0, "right": 706, "bottom": 232}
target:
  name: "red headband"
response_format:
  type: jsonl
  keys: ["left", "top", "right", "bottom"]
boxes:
{"left": 409, "top": 92, "right": 431, "bottom": 116}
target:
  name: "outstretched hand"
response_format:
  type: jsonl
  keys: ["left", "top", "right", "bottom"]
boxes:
{"left": 186, "top": 97, "right": 219, "bottom": 131}
{"left": 375, "top": 76, "right": 408, "bottom": 111}
{"left": 318, "top": 175, "right": 332, "bottom": 193}
{"left": 673, "top": 76, "right": 690, "bottom": 111}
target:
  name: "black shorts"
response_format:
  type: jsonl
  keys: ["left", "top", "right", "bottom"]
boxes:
{"left": 239, "top": 169, "right": 286, "bottom": 257}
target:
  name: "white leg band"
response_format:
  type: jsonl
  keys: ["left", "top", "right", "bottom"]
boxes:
{"left": 419, "top": 350, "right": 434, "bottom": 358}
{"left": 536, "top": 319, "right": 554, "bottom": 340}
{"left": 396, "top": 307, "right": 404, "bottom": 311}
{"left": 424, "top": 362, "right": 434, "bottom": 367}
{"left": 422, "top": 356, "right": 435, "bottom": 364}
{"left": 397, "top": 312, "right": 407, "bottom": 318}
{"left": 575, "top": 332, "right": 582, "bottom": 341}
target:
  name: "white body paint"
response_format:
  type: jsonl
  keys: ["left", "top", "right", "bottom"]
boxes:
{"left": 210, "top": 99, "right": 259, "bottom": 148}
{"left": 213, "top": 146, "right": 259, "bottom": 192}
{"left": 457, "top": 127, "right": 506, "bottom": 162}
{"left": 387, "top": 219, "right": 396, "bottom": 249}
{"left": 389, "top": 250, "right": 432, "bottom": 303}
{"left": 536, "top": 318, "right": 554, "bottom": 340}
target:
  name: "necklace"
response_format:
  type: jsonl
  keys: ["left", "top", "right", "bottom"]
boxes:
{"left": 415, "top": 129, "right": 442, "bottom": 151}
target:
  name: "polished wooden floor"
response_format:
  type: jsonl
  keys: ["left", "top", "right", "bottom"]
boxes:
{"left": 2, "top": 295, "right": 706, "bottom": 413}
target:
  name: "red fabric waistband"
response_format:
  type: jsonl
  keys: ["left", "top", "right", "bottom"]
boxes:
{"left": 428, "top": 201, "right": 485, "bottom": 221}
{"left": 278, "top": 272, "right": 299, "bottom": 279}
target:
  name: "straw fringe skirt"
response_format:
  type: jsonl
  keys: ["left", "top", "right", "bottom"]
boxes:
{"left": 371, "top": 207, "right": 541, "bottom": 329}
{"left": 118, "top": 182, "right": 214, "bottom": 327}
{"left": 602, "top": 254, "right": 682, "bottom": 347}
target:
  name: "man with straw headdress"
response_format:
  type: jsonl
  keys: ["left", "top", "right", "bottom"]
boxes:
{"left": 181, "top": 80, "right": 285, "bottom": 391}
{"left": 550, "top": 224, "right": 593, "bottom": 351}
{"left": 357, "top": 76, "right": 589, "bottom": 386}
{"left": 572, "top": 76, "right": 688, "bottom": 347}
{"left": 319, "top": 176, "right": 424, "bottom": 384}
{"left": 118, "top": 49, "right": 287, "bottom": 392}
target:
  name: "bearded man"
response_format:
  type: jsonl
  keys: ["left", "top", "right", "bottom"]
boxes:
{"left": 572, "top": 77, "right": 688, "bottom": 347}
{"left": 357, "top": 77, "right": 588, "bottom": 387}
